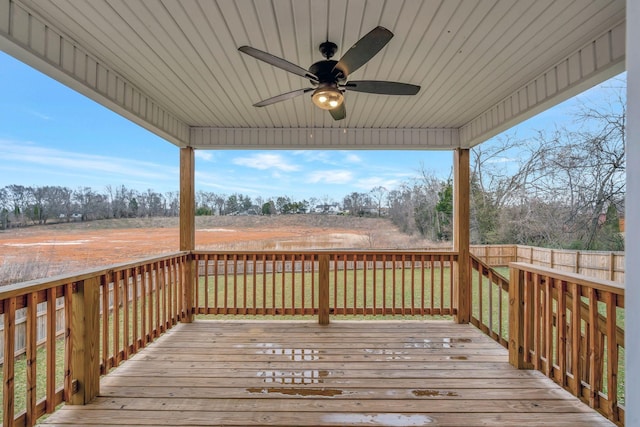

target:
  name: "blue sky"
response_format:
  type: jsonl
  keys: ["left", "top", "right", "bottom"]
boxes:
{"left": 0, "top": 50, "right": 625, "bottom": 203}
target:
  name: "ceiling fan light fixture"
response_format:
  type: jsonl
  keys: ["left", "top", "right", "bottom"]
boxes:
{"left": 311, "top": 86, "right": 343, "bottom": 110}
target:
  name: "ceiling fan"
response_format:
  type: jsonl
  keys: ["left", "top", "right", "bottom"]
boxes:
{"left": 238, "top": 26, "right": 420, "bottom": 121}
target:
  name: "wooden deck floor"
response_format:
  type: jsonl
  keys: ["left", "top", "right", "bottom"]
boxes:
{"left": 41, "top": 320, "right": 615, "bottom": 426}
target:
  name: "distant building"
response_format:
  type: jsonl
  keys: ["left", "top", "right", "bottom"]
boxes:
{"left": 314, "top": 204, "right": 341, "bottom": 214}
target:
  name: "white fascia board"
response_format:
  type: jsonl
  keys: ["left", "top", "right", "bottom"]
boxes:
{"left": 190, "top": 127, "right": 460, "bottom": 150}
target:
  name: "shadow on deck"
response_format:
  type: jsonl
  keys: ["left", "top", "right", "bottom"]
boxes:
{"left": 40, "top": 320, "right": 615, "bottom": 426}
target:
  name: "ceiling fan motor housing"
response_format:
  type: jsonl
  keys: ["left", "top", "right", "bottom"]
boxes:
{"left": 309, "top": 59, "right": 345, "bottom": 85}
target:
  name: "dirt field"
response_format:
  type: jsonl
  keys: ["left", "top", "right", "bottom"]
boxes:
{"left": 0, "top": 215, "right": 442, "bottom": 285}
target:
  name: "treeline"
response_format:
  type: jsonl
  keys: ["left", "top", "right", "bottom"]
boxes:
{"left": 385, "top": 82, "right": 626, "bottom": 251}
{"left": 0, "top": 185, "right": 180, "bottom": 228}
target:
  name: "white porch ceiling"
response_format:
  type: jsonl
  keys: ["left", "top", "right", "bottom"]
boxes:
{"left": 0, "top": 0, "right": 626, "bottom": 150}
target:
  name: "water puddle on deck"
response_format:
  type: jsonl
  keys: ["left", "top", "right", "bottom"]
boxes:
{"left": 246, "top": 387, "right": 344, "bottom": 397}
{"left": 412, "top": 389, "right": 459, "bottom": 397}
{"left": 405, "top": 337, "right": 472, "bottom": 349}
{"left": 363, "top": 349, "right": 411, "bottom": 360}
{"left": 256, "top": 348, "right": 321, "bottom": 361}
{"left": 257, "top": 369, "right": 330, "bottom": 384}
{"left": 323, "top": 413, "right": 433, "bottom": 426}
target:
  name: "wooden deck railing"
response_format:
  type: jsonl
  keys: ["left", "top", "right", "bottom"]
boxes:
{"left": 192, "top": 251, "right": 457, "bottom": 320}
{"left": 509, "top": 262, "right": 625, "bottom": 426}
{"left": 0, "top": 248, "right": 625, "bottom": 426}
{"left": 0, "top": 252, "right": 189, "bottom": 427}
{"left": 470, "top": 254, "right": 509, "bottom": 348}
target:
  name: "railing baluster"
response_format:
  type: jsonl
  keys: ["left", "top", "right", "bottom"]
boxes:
{"left": 571, "top": 281, "right": 581, "bottom": 397}
{"left": 302, "top": 255, "right": 307, "bottom": 314}
{"left": 533, "top": 273, "right": 541, "bottom": 370}
{"left": 430, "top": 256, "right": 434, "bottom": 314}
{"left": 588, "top": 286, "right": 601, "bottom": 408}
{"left": 363, "top": 255, "right": 368, "bottom": 315}
{"left": 243, "top": 254, "right": 248, "bottom": 315}
{"left": 253, "top": 254, "right": 258, "bottom": 315}
{"left": 544, "top": 275, "right": 553, "bottom": 377}
{"left": 605, "top": 291, "right": 619, "bottom": 421}
{"left": 261, "top": 254, "right": 266, "bottom": 314}
{"left": 281, "top": 255, "right": 286, "bottom": 315}
{"left": 3, "top": 296, "right": 17, "bottom": 425}
{"left": 25, "top": 292, "right": 37, "bottom": 426}
{"left": 373, "top": 255, "right": 378, "bottom": 315}
{"left": 558, "top": 280, "right": 567, "bottom": 387}
{"left": 46, "top": 288, "right": 57, "bottom": 413}
{"left": 352, "top": 254, "right": 357, "bottom": 314}
{"left": 214, "top": 254, "right": 219, "bottom": 313}
{"left": 382, "top": 255, "right": 387, "bottom": 315}
{"left": 132, "top": 266, "right": 139, "bottom": 352}
{"left": 290, "top": 256, "right": 295, "bottom": 315}
{"left": 439, "top": 255, "right": 444, "bottom": 314}
{"left": 123, "top": 268, "right": 130, "bottom": 359}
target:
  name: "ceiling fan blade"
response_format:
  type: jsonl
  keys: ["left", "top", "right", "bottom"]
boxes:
{"left": 254, "top": 88, "right": 313, "bottom": 107}
{"left": 329, "top": 102, "right": 346, "bottom": 121}
{"left": 239, "top": 46, "right": 318, "bottom": 82}
{"left": 344, "top": 80, "right": 420, "bottom": 95}
{"left": 333, "top": 27, "right": 393, "bottom": 78}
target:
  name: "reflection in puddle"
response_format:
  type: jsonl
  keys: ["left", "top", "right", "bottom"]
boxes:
{"left": 412, "top": 389, "right": 459, "bottom": 397}
{"left": 323, "top": 413, "right": 433, "bottom": 426}
{"left": 246, "top": 387, "right": 344, "bottom": 397}
{"left": 256, "top": 348, "right": 321, "bottom": 361}
{"left": 258, "top": 370, "right": 330, "bottom": 384}
{"left": 363, "top": 349, "right": 411, "bottom": 360}
{"left": 364, "top": 349, "right": 408, "bottom": 355}
{"left": 405, "top": 337, "right": 472, "bottom": 349}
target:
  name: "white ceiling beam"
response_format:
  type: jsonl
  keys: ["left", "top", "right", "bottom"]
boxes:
{"left": 190, "top": 127, "right": 459, "bottom": 150}
{"left": 0, "top": 0, "right": 190, "bottom": 147}
{"left": 459, "top": 20, "right": 626, "bottom": 148}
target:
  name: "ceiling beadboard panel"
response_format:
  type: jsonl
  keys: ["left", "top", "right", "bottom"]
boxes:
{"left": 8, "top": 0, "right": 626, "bottom": 148}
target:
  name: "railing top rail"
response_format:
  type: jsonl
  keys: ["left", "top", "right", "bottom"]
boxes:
{"left": 510, "top": 262, "right": 624, "bottom": 295}
{"left": 0, "top": 251, "right": 189, "bottom": 300}
{"left": 470, "top": 253, "right": 509, "bottom": 282}
{"left": 192, "top": 249, "right": 458, "bottom": 256}
{"left": 512, "top": 244, "right": 625, "bottom": 256}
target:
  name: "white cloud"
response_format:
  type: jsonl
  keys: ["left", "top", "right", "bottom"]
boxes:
{"left": 0, "top": 139, "right": 177, "bottom": 181}
{"left": 232, "top": 153, "right": 300, "bottom": 172}
{"left": 195, "top": 151, "right": 213, "bottom": 161}
{"left": 306, "top": 170, "right": 353, "bottom": 184}
{"left": 344, "top": 153, "right": 362, "bottom": 163}
{"left": 355, "top": 176, "right": 402, "bottom": 191}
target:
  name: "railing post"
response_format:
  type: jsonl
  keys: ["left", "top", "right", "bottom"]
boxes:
{"left": 509, "top": 265, "right": 526, "bottom": 368}
{"left": 70, "top": 277, "right": 100, "bottom": 405}
{"left": 180, "top": 147, "right": 195, "bottom": 323}
{"left": 453, "top": 148, "right": 471, "bottom": 323}
{"left": 318, "top": 254, "right": 330, "bottom": 325}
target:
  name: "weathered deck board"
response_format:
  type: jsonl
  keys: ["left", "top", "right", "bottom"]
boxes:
{"left": 40, "top": 320, "right": 615, "bottom": 426}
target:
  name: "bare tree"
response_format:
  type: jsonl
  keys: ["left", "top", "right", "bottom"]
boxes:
{"left": 370, "top": 186, "right": 388, "bottom": 217}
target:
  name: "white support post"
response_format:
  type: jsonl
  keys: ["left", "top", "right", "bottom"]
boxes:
{"left": 626, "top": 1, "right": 639, "bottom": 424}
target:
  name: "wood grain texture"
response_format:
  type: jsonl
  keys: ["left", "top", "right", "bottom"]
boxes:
{"left": 41, "top": 320, "right": 615, "bottom": 426}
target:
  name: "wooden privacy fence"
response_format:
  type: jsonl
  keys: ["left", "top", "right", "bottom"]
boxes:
{"left": 0, "top": 252, "right": 190, "bottom": 427}
{"left": 192, "top": 251, "right": 458, "bottom": 320}
{"left": 0, "top": 303, "right": 65, "bottom": 365}
{"left": 470, "top": 245, "right": 624, "bottom": 283}
{"left": 509, "top": 262, "right": 624, "bottom": 426}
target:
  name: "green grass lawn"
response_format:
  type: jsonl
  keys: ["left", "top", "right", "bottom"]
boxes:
{"left": 0, "top": 338, "right": 65, "bottom": 423}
